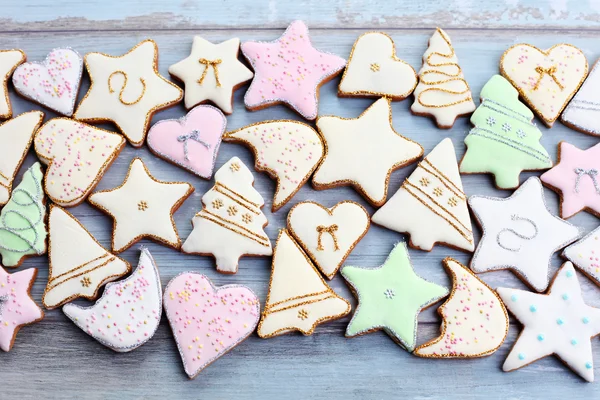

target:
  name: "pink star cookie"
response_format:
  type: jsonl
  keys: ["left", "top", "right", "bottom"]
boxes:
{"left": 541, "top": 142, "right": 600, "bottom": 218}
{"left": 241, "top": 20, "right": 346, "bottom": 120}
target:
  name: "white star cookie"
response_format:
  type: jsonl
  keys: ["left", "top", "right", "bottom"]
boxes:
{"left": 0, "top": 49, "right": 25, "bottom": 119}
{"left": 312, "top": 97, "right": 423, "bottom": 206}
{"left": 74, "top": 40, "right": 183, "bottom": 147}
{"left": 88, "top": 158, "right": 194, "bottom": 253}
{"left": 469, "top": 177, "right": 581, "bottom": 292}
{"left": 498, "top": 262, "right": 600, "bottom": 382}
{"left": 169, "top": 37, "right": 253, "bottom": 114}
{"left": 563, "top": 225, "right": 600, "bottom": 287}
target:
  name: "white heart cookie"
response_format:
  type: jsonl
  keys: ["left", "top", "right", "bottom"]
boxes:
{"left": 287, "top": 201, "right": 370, "bottom": 280}
{"left": 500, "top": 43, "right": 588, "bottom": 127}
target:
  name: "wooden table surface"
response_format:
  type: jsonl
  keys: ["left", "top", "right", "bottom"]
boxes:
{"left": 3, "top": 1, "right": 600, "bottom": 399}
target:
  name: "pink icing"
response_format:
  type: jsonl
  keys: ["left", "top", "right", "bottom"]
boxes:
{"left": 163, "top": 273, "right": 260, "bottom": 378}
{"left": 146, "top": 105, "right": 226, "bottom": 179}
{"left": 0, "top": 266, "right": 43, "bottom": 352}
{"left": 541, "top": 142, "right": 600, "bottom": 218}
{"left": 241, "top": 20, "right": 346, "bottom": 120}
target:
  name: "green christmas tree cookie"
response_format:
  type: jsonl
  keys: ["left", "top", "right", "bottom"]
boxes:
{"left": 0, "top": 163, "right": 47, "bottom": 267}
{"left": 459, "top": 75, "right": 552, "bottom": 189}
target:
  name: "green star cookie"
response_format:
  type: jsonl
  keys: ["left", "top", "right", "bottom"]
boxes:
{"left": 341, "top": 242, "right": 448, "bottom": 351}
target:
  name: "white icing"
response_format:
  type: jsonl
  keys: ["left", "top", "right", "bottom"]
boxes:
{"left": 182, "top": 157, "right": 272, "bottom": 274}
{"left": 563, "top": 224, "right": 600, "bottom": 286}
{"left": 469, "top": 177, "right": 581, "bottom": 292}
{"left": 561, "top": 59, "right": 600, "bottom": 135}
{"left": 43, "top": 206, "right": 130, "bottom": 309}
{"left": 0, "top": 50, "right": 25, "bottom": 118}
{"left": 287, "top": 201, "right": 370, "bottom": 279}
{"left": 498, "top": 262, "right": 600, "bottom": 382}
{"left": 312, "top": 98, "right": 423, "bottom": 206}
{"left": 372, "top": 138, "right": 474, "bottom": 252}
{"left": 74, "top": 40, "right": 183, "bottom": 147}
{"left": 63, "top": 247, "right": 162, "bottom": 352}
{"left": 169, "top": 37, "right": 253, "bottom": 114}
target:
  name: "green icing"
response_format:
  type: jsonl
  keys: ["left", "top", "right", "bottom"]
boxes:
{"left": 0, "top": 163, "right": 47, "bottom": 266}
{"left": 341, "top": 243, "right": 448, "bottom": 351}
{"left": 460, "top": 75, "right": 552, "bottom": 189}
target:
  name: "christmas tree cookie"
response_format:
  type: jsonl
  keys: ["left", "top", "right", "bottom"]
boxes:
{"left": 563, "top": 225, "right": 600, "bottom": 287}
{"left": 460, "top": 75, "right": 552, "bottom": 189}
{"left": 562, "top": 59, "right": 600, "bottom": 136}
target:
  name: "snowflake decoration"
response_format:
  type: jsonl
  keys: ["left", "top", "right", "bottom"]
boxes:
{"left": 384, "top": 289, "right": 395, "bottom": 299}
{"left": 486, "top": 116, "right": 496, "bottom": 126}
{"left": 502, "top": 122, "right": 512, "bottom": 132}
{"left": 419, "top": 177, "right": 430, "bottom": 187}
{"left": 81, "top": 276, "right": 92, "bottom": 287}
{"left": 516, "top": 129, "right": 526, "bottom": 139}
{"left": 227, "top": 205, "right": 238, "bottom": 216}
{"left": 212, "top": 198, "right": 224, "bottom": 209}
{"left": 298, "top": 309, "right": 309, "bottom": 320}
{"left": 433, "top": 187, "right": 443, "bottom": 197}
{"left": 241, "top": 213, "right": 253, "bottom": 224}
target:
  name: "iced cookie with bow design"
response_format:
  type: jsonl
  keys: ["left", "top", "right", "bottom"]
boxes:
{"left": 0, "top": 49, "right": 25, "bottom": 119}
{"left": 500, "top": 43, "right": 587, "bottom": 127}
{"left": 147, "top": 105, "right": 226, "bottom": 179}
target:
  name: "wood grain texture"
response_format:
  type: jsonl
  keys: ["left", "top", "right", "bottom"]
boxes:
{"left": 1, "top": 3, "right": 600, "bottom": 398}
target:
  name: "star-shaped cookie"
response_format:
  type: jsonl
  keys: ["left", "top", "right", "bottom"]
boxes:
{"left": 341, "top": 242, "right": 448, "bottom": 351}
{"left": 0, "top": 50, "right": 25, "bottom": 119}
{"left": 169, "top": 37, "right": 253, "bottom": 114}
{"left": 312, "top": 97, "right": 423, "bottom": 206}
{"left": 88, "top": 158, "right": 194, "bottom": 253}
{"left": 241, "top": 20, "right": 346, "bottom": 120}
{"left": 541, "top": 142, "right": 600, "bottom": 219}
{"left": 498, "top": 262, "right": 600, "bottom": 382}
{"left": 469, "top": 177, "right": 581, "bottom": 292}
{"left": 74, "top": 40, "right": 183, "bottom": 147}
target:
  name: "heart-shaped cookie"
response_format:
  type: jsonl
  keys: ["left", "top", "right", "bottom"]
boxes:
{"left": 147, "top": 105, "right": 226, "bottom": 179}
{"left": 500, "top": 43, "right": 588, "bottom": 127}
{"left": 12, "top": 48, "right": 83, "bottom": 116}
{"left": 287, "top": 201, "right": 370, "bottom": 279}
{"left": 164, "top": 272, "right": 260, "bottom": 379}
{"left": 34, "top": 118, "right": 125, "bottom": 207}
{"left": 338, "top": 32, "right": 417, "bottom": 99}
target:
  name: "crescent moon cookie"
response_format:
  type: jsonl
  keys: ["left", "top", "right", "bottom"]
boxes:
{"left": 163, "top": 272, "right": 260, "bottom": 379}
{"left": 561, "top": 59, "right": 600, "bottom": 136}
{"left": 498, "top": 262, "right": 600, "bottom": 382}
{"left": 0, "top": 265, "right": 44, "bottom": 352}
{"left": 0, "top": 49, "right": 25, "bottom": 119}
{"left": 88, "top": 158, "right": 194, "bottom": 253}
{"left": 410, "top": 28, "right": 476, "bottom": 128}
{"left": 0, "top": 111, "right": 44, "bottom": 206}
{"left": 0, "top": 163, "right": 47, "bottom": 268}
{"left": 372, "top": 138, "right": 474, "bottom": 253}
{"left": 338, "top": 32, "right": 417, "bottom": 100}
{"left": 287, "top": 200, "right": 370, "bottom": 280}
{"left": 312, "top": 97, "right": 424, "bottom": 207}
{"left": 182, "top": 157, "right": 272, "bottom": 274}
{"left": 73, "top": 40, "right": 183, "bottom": 147}
{"left": 12, "top": 48, "right": 83, "bottom": 116}
{"left": 223, "top": 120, "right": 324, "bottom": 212}
{"left": 563, "top": 225, "right": 600, "bottom": 287}
{"left": 257, "top": 229, "right": 350, "bottom": 338}
{"left": 168, "top": 37, "right": 253, "bottom": 114}
{"left": 341, "top": 242, "right": 448, "bottom": 352}
{"left": 459, "top": 75, "right": 552, "bottom": 190}
{"left": 414, "top": 258, "right": 509, "bottom": 358}
{"left": 42, "top": 205, "right": 131, "bottom": 310}
{"left": 500, "top": 43, "right": 588, "bottom": 127}
{"left": 469, "top": 177, "right": 582, "bottom": 292}
{"left": 63, "top": 247, "right": 162, "bottom": 352}
{"left": 241, "top": 20, "right": 346, "bottom": 120}
{"left": 34, "top": 118, "right": 126, "bottom": 207}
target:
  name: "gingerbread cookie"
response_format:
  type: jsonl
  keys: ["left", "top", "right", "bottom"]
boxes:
{"left": 498, "top": 262, "right": 600, "bottom": 382}
{"left": 338, "top": 32, "right": 417, "bottom": 100}
{"left": 563, "top": 226, "right": 600, "bottom": 287}
{"left": 561, "top": 59, "right": 600, "bottom": 136}
{"left": 63, "top": 247, "right": 162, "bottom": 352}
{"left": 0, "top": 49, "right": 25, "bottom": 119}
{"left": 169, "top": 37, "right": 253, "bottom": 114}
{"left": 372, "top": 138, "right": 474, "bottom": 252}
{"left": 469, "top": 177, "right": 581, "bottom": 292}
{"left": 164, "top": 272, "right": 260, "bottom": 379}
{"left": 500, "top": 43, "right": 587, "bottom": 127}
{"left": 257, "top": 229, "right": 350, "bottom": 338}
{"left": 182, "top": 157, "right": 272, "bottom": 274}
{"left": 147, "top": 105, "right": 226, "bottom": 179}
{"left": 223, "top": 120, "right": 324, "bottom": 212}
{"left": 460, "top": 75, "right": 552, "bottom": 189}
{"left": 312, "top": 97, "right": 423, "bottom": 206}
{"left": 414, "top": 258, "right": 509, "bottom": 358}
{"left": 12, "top": 48, "right": 83, "bottom": 116}
{"left": 74, "top": 40, "right": 183, "bottom": 147}
{"left": 241, "top": 20, "right": 346, "bottom": 120}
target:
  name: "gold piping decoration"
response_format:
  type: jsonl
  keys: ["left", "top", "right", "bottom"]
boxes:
{"left": 108, "top": 70, "right": 146, "bottom": 105}
{"left": 316, "top": 224, "right": 340, "bottom": 251}
{"left": 200, "top": 210, "right": 270, "bottom": 247}
{"left": 214, "top": 182, "right": 260, "bottom": 215}
{"left": 198, "top": 58, "right": 222, "bottom": 87}
{"left": 533, "top": 65, "right": 564, "bottom": 91}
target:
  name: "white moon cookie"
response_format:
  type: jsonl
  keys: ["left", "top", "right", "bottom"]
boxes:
{"left": 0, "top": 49, "right": 25, "bottom": 119}
{"left": 561, "top": 59, "right": 600, "bottom": 136}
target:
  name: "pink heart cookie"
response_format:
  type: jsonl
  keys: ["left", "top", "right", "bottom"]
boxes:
{"left": 163, "top": 272, "right": 260, "bottom": 379}
{"left": 147, "top": 105, "right": 226, "bottom": 179}
{"left": 12, "top": 48, "right": 83, "bottom": 116}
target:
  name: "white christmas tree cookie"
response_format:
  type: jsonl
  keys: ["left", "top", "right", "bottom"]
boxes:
{"left": 563, "top": 225, "right": 600, "bottom": 287}
{"left": 561, "top": 59, "right": 600, "bottom": 136}
{"left": 0, "top": 49, "right": 25, "bottom": 119}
